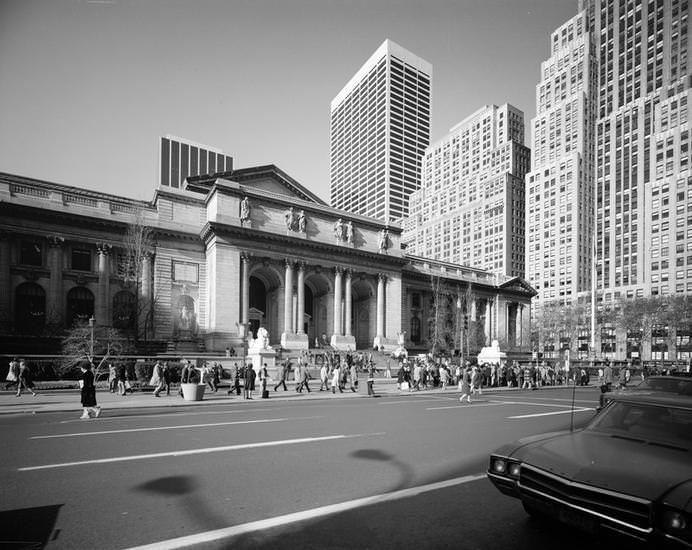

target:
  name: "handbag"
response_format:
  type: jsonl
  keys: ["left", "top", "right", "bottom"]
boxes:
{"left": 400, "top": 381, "right": 409, "bottom": 391}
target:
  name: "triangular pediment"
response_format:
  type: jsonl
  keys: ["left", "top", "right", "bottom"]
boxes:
{"left": 498, "top": 276, "right": 537, "bottom": 296}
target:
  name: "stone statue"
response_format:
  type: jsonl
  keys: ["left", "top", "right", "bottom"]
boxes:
{"left": 298, "top": 210, "right": 306, "bottom": 232}
{"left": 249, "top": 327, "right": 272, "bottom": 351}
{"left": 240, "top": 196, "right": 250, "bottom": 222}
{"left": 346, "top": 221, "right": 354, "bottom": 244}
{"left": 334, "top": 218, "right": 344, "bottom": 241}
{"left": 378, "top": 229, "right": 390, "bottom": 252}
{"left": 285, "top": 207, "right": 296, "bottom": 231}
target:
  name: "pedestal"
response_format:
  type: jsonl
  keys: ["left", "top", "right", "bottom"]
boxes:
{"left": 181, "top": 383, "right": 206, "bottom": 401}
{"left": 477, "top": 339, "right": 507, "bottom": 365}
{"left": 330, "top": 334, "right": 356, "bottom": 351}
{"left": 248, "top": 349, "right": 277, "bottom": 371}
{"left": 373, "top": 336, "right": 397, "bottom": 352}
{"left": 280, "top": 332, "right": 309, "bottom": 351}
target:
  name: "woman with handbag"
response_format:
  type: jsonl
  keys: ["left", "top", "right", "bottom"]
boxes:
{"left": 79, "top": 362, "right": 101, "bottom": 419}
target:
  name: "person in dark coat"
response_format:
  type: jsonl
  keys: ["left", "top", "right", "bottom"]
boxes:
{"left": 244, "top": 363, "right": 256, "bottom": 399}
{"left": 79, "top": 362, "right": 100, "bottom": 419}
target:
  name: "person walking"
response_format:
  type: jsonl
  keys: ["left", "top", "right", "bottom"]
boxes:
{"left": 458, "top": 367, "right": 472, "bottom": 403}
{"left": 5, "top": 357, "right": 19, "bottom": 391}
{"left": 319, "top": 362, "right": 329, "bottom": 391}
{"left": 331, "top": 364, "right": 342, "bottom": 394}
{"left": 244, "top": 363, "right": 256, "bottom": 399}
{"left": 16, "top": 359, "right": 37, "bottom": 397}
{"left": 79, "top": 362, "right": 101, "bottom": 419}
{"left": 603, "top": 359, "right": 614, "bottom": 392}
{"left": 349, "top": 362, "right": 358, "bottom": 392}
{"left": 274, "top": 361, "right": 289, "bottom": 392}
{"left": 470, "top": 366, "right": 482, "bottom": 397}
{"left": 117, "top": 363, "right": 128, "bottom": 396}
{"left": 259, "top": 363, "right": 269, "bottom": 398}
{"left": 366, "top": 363, "right": 376, "bottom": 396}
{"left": 107, "top": 362, "right": 117, "bottom": 393}
{"left": 162, "top": 361, "right": 171, "bottom": 395}
{"left": 150, "top": 360, "right": 165, "bottom": 397}
{"left": 297, "top": 362, "right": 311, "bottom": 393}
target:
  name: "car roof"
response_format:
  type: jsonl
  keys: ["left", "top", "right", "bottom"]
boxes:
{"left": 608, "top": 391, "right": 692, "bottom": 409}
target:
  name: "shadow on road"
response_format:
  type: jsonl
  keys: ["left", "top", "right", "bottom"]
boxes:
{"left": 0, "top": 504, "right": 62, "bottom": 549}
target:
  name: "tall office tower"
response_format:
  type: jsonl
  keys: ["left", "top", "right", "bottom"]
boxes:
{"left": 525, "top": 10, "right": 598, "bottom": 305}
{"left": 330, "top": 39, "right": 432, "bottom": 222}
{"left": 588, "top": 0, "right": 691, "bottom": 305}
{"left": 159, "top": 135, "right": 233, "bottom": 189}
{"left": 403, "top": 104, "right": 529, "bottom": 277}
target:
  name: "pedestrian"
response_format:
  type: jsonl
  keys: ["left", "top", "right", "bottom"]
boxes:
{"left": 244, "top": 363, "right": 256, "bottom": 399}
{"left": 259, "top": 363, "right": 269, "bottom": 398}
{"left": 108, "top": 362, "right": 117, "bottom": 393}
{"left": 319, "top": 362, "right": 329, "bottom": 391}
{"left": 297, "top": 362, "right": 311, "bottom": 393}
{"left": 331, "top": 364, "right": 342, "bottom": 394}
{"left": 230, "top": 362, "right": 241, "bottom": 395}
{"left": 618, "top": 362, "right": 631, "bottom": 389}
{"left": 117, "top": 363, "right": 127, "bottom": 396}
{"left": 470, "top": 366, "right": 482, "bottom": 396}
{"left": 150, "top": 360, "right": 165, "bottom": 397}
{"left": 16, "top": 359, "right": 37, "bottom": 397}
{"left": 350, "top": 362, "right": 358, "bottom": 392}
{"left": 603, "top": 359, "right": 613, "bottom": 392}
{"left": 367, "top": 363, "right": 376, "bottom": 396}
{"left": 162, "top": 361, "right": 171, "bottom": 395}
{"left": 5, "top": 357, "right": 19, "bottom": 391}
{"left": 212, "top": 362, "right": 221, "bottom": 392}
{"left": 458, "top": 367, "right": 472, "bottom": 403}
{"left": 274, "top": 361, "right": 289, "bottom": 391}
{"left": 79, "top": 362, "right": 101, "bottom": 419}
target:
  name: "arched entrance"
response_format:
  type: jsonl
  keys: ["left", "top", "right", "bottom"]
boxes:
{"left": 351, "top": 276, "right": 376, "bottom": 349}
{"left": 67, "top": 286, "right": 94, "bottom": 326}
{"left": 248, "top": 264, "right": 282, "bottom": 345}
{"left": 15, "top": 282, "right": 46, "bottom": 333}
{"left": 304, "top": 271, "right": 331, "bottom": 348}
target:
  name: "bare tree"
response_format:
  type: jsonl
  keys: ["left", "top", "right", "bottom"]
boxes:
{"left": 120, "top": 208, "right": 155, "bottom": 341}
{"left": 427, "top": 274, "right": 455, "bottom": 356}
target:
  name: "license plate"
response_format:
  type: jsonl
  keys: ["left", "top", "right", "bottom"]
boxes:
{"left": 559, "top": 507, "right": 596, "bottom": 533}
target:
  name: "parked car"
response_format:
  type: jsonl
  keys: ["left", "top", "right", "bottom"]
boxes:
{"left": 487, "top": 393, "right": 692, "bottom": 548}
{"left": 599, "top": 374, "right": 692, "bottom": 410}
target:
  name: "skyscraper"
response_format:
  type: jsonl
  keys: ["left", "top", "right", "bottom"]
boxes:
{"left": 330, "top": 39, "right": 432, "bottom": 222}
{"left": 525, "top": 11, "right": 597, "bottom": 304}
{"left": 404, "top": 104, "right": 529, "bottom": 277}
{"left": 159, "top": 135, "right": 233, "bottom": 189}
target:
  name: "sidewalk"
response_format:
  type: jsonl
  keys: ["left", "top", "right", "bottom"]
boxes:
{"left": 0, "top": 379, "right": 594, "bottom": 416}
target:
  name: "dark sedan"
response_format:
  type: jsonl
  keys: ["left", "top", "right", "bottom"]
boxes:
{"left": 488, "top": 393, "right": 692, "bottom": 548}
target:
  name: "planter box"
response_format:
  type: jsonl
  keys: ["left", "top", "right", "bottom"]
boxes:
{"left": 181, "top": 383, "right": 206, "bottom": 401}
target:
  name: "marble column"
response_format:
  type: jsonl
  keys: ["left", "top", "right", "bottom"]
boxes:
{"left": 296, "top": 262, "right": 305, "bottom": 334}
{"left": 241, "top": 253, "right": 250, "bottom": 326}
{"left": 376, "top": 272, "right": 386, "bottom": 339}
{"left": 333, "top": 267, "right": 343, "bottom": 336}
{"left": 283, "top": 260, "right": 294, "bottom": 335}
{"left": 517, "top": 304, "right": 524, "bottom": 348}
{"left": 46, "top": 235, "right": 65, "bottom": 326}
{"left": 344, "top": 269, "right": 352, "bottom": 337}
{"left": 485, "top": 299, "right": 493, "bottom": 345}
{"left": 96, "top": 243, "right": 111, "bottom": 326}
{"left": 0, "top": 232, "right": 11, "bottom": 330}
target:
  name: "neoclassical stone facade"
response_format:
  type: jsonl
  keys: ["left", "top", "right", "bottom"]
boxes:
{"left": 0, "top": 167, "right": 536, "bottom": 357}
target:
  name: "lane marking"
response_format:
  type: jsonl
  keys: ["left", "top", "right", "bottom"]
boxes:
{"left": 490, "top": 400, "right": 591, "bottom": 409}
{"left": 59, "top": 408, "right": 277, "bottom": 424}
{"left": 508, "top": 408, "right": 594, "bottom": 419}
{"left": 18, "top": 432, "right": 385, "bottom": 471}
{"left": 122, "top": 473, "right": 486, "bottom": 550}
{"left": 32, "top": 417, "right": 321, "bottom": 439}
{"left": 379, "top": 399, "right": 447, "bottom": 405}
{"left": 426, "top": 402, "right": 509, "bottom": 411}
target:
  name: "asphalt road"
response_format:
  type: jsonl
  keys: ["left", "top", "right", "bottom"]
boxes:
{"left": 0, "top": 387, "right": 616, "bottom": 550}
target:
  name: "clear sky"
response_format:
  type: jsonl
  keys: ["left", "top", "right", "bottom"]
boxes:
{"left": 0, "top": 0, "right": 578, "bottom": 203}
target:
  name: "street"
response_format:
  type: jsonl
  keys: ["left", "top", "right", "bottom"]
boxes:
{"left": 0, "top": 386, "right": 612, "bottom": 549}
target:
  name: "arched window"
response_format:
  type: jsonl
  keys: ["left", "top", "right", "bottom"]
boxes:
{"left": 113, "top": 290, "right": 136, "bottom": 330}
{"left": 410, "top": 316, "right": 421, "bottom": 344}
{"left": 67, "top": 287, "right": 94, "bottom": 326}
{"left": 15, "top": 282, "right": 46, "bottom": 333}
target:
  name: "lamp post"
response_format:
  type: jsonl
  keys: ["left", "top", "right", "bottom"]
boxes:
{"left": 456, "top": 298, "right": 464, "bottom": 365}
{"left": 88, "top": 315, "right": 95, "bottom": 363}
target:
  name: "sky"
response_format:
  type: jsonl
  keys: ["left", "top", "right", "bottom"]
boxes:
{"left": 0, "top": 0, "right": 579, "bottom": 203}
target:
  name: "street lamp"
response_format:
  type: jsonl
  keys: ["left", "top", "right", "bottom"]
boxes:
{"left": 88, "top": 316, "right": 95, "bottom": 363}
{"left": 456, "top": 297, "right": 464, "bottom": 364}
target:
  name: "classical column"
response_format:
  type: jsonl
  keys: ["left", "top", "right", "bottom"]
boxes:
{"left": 376, "top": 273, "right": 386, "bottom": 339}
{"left": 296, "top": 262, "right": 305, "bottom": 334}
{"left": 46, "top": 235, "right": 65, "bottom": 326}
{"left": 96, "top": 243, "right": 111, "bottom": 326}
{"left": 517, "top": 304, "right": 524, "bottom": 348}
{"left": 139, "top": 251, "right": 153, "bottom": 337}
{"left": 0, "top": 232, "right": 11, "bottom": 330}
{"left": 333, "top": 267, "right": 343, "bottom": 336}
{"left": 485, "top": 299, "right": 493, "bottom": 345}
{"left": 241, "top": 253, "right": 250, "bottom": 326}
{"left": 344, "top": 269, "right": 353, "bottom": 337}
{"left": 283, "top": 260, "right": 294, "bottom": 335}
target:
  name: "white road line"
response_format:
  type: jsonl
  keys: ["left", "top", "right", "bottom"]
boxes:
{"left": 18, "top": 432, "right": 384, "bottom": 472}
{"left": 508, "top": 408, "right": 594, "bottom": 419}
{"left": 426, "top": 402, "right": 509, "bottom": 411}
{"left": 122, "top": 473, "right": 486, "bottom": 550}
{"left": 59, "top": 408, "right": 277, "bottom": 424}
{"left": 31, "top": 417, "right": 321, "bottom": 439}
{"left": 380, "top": 399, "right": 446, "bottom": 405}
{"left": 491, "top": 400, "right": 590, "bottom": 409}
